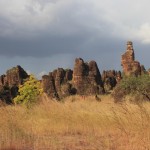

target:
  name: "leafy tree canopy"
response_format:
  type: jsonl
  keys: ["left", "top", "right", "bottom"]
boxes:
{"left": 13, "top": 75, "right": 43, "bottom": 107}
{"left": 112, "top": 74, "right": 150, "bottom": 102}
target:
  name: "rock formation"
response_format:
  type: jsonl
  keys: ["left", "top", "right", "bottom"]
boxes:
{"left": 6, "top": 65, "right": 28, "bottom": 86}
{"left": 121, "top": 41, "right": 141, "bottom": 76}
{"left": 42, "top": 58, "right": 105, "bottom": 98}
{"left": 0, "top": 75, "right": 7, "bottom": 86}
{"left": 73, "top": 58, "right": 104, "bottom": 95}
{"left": 102, "top": 70, "right": 122, "bottom": 91}
{"left": 42, "top": 74, "right": 56, "bottom": 97}
{"left": 102, "top": 70, "right": 122, "bottom": 82}
{"left": 55, "top": 68, "right": 68, "bottom": 96}
{"left": 0, "top": 66, "right": 28, "bottom": 103}
{"left": 0, "top": 41, "right": 148, "bottom": 103}
{"left": 42, "top": 68, "right": 73, "bottom": 99}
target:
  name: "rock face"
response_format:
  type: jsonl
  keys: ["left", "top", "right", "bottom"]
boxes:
{"left": 0, "top": 40, "right": 148, "bottom": 103}
{"left": 121, "top": 41, "right": 141, "bottom": 76}
{"left": 0, "top": 75, "right": 7, "bottom": 86}
{"left": 102, "top": 70, "right": 122, "bottom": 91}
{"left": 73, "top": 58, "right": 104, "bottom": 95}
{"left": 42, "top": 74, "right": 56, "bottom": 96}
{"left": 42, "top": 68, "right": 73, "bottom": 99}
{"left": 42, "top": 58, "right": 105, "bottom": 98}
{"left": 0, "top": 66, "right": 28, "bottom": 103}
{"left": 6, "top": 65, "right": 28, "bottom": 86}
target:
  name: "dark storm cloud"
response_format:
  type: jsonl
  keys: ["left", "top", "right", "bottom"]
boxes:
{"left": 0, "top": 34, "right": 123, "bottom": 57}
{"left": 0, "top": 0, "right": 109, "bottom": 57}
{"left": 0, "top": 35, "right": 87, "bottom": 57}
{"left": 0, "top": 0, "right": 149, "bottom": 76}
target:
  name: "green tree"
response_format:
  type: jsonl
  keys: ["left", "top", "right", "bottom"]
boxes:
{"left": 112, "top": 74, "right": 150, "bottom": 102}
{"left": 13, "top": 75, "right": 43, "bottom": 107}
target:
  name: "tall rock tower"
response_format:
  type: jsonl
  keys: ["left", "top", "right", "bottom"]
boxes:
{"left": 121, "top": 41, "right": 141, "bottom": 76}
{"left": 73, "top": 58, "right": 104, "bottom": 95}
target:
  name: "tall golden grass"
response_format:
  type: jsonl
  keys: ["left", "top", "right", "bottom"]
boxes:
{"left": 0, "top": 95, "right": 150, "bottom": 150}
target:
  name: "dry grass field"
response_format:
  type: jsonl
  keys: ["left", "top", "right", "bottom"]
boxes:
{"left": 0, "top": 95, "right": 150, "bottom": 150}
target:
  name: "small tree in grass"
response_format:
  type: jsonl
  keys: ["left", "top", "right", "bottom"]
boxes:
{"left": 112, "top": 74, "right": 150, "bottom": 103}
{"left": 13, "top": 75, "right": 43, "bottom": 107}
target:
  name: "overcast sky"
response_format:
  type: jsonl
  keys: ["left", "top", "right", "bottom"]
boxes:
{"left": 0, "top": 0, "right": 150, "bottom": 78}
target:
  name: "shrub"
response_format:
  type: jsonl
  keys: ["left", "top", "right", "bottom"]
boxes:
{"left": 112, "top": 85, "right": 129, "bottom": 103}
{"left": 13, "top": 75, "right": 43, "bottom": 107}
{"left": 112, "top": 74, "right": 150, "bottom": 103}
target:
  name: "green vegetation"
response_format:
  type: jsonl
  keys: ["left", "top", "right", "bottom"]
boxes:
{"left": 13, "top": 75, "right": 43, "bottom": 107}
{"left": 112, "top": 74, "right": 150, "bottom": 102}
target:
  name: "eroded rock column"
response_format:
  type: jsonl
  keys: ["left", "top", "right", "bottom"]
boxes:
{"left": 121, "top": 41, "right": 141, "bottom": 76}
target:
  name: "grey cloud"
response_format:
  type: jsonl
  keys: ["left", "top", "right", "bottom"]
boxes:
{"left": 0, "top": 33, "right": 89, "bottom": 57}
{"left": 0, "top": 0, "right": 149, "bottom": 76}
{"left": 0, "top": 0, "right": 112, "bottom": 58}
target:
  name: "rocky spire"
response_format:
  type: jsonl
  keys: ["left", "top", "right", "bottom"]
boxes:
{"left": 73, "top": 58, "right": 104, "bottom": 95}
{"left": 121, "top": 41, "right": 141, "bottom": 76}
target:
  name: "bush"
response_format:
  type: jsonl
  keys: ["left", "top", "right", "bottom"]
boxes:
{"left": 112, "top": 74, "right": 150, "bottom": 103}
{"left": 13, "top": 75, "right": 43, "bottom": 107}
{"left": 112, "top": 85, "right": 129, "bottom": 103}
